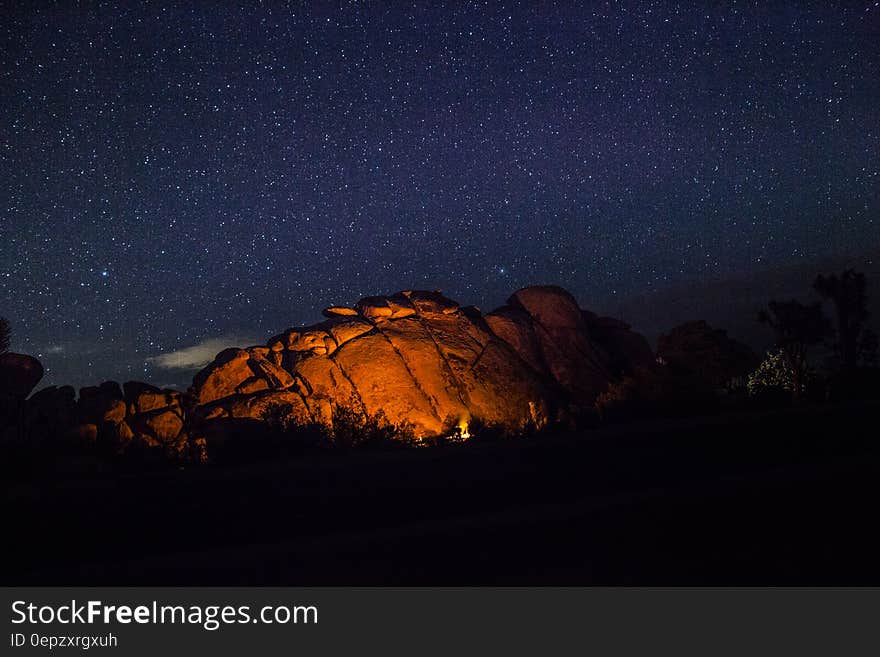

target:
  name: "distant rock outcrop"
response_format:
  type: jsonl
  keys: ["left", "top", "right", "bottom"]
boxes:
{"left": 15, "top": 377, "right": 195, "bottom": 459}
{"left": 76, "top": 380, "right": 190, "bottom": 455}
{"left": 657, "top": 320, "right": 758, "bottom": 387}
{"left": 190, "top": 286, "right": 653, "bottom": 438}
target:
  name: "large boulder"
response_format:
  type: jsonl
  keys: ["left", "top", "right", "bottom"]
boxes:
{"left": 487, "top": 286, "right": 637, "bottom": 405}
{"left": 583, "top": 313, "right": 655, "bottom": 376}
{"left": 127, "top": 408, "right": 184, "bottom": 447}
{"left": 78, "top": 382, "right": 125, "bottom": 425}
{"left": 24, "top": 385, "right": 77, "bottom": 442}
{"left": 188, "top": 286, "right": 650, "bottom": 437}
{"left": 120, "top": 381, "right": 190, "bottom": 452}
{"left": 0, "top": 353, "right": 44, "bottom": 399}
{"left": 192, "top": 347, "right": 299, "bottom": 405}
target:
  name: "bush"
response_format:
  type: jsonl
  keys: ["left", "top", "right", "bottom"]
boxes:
{"left": 324, "top": 404, "right": 417, "bottom": 450}
{"left": 747, "top": 350, "right": 797, "bottom": 396}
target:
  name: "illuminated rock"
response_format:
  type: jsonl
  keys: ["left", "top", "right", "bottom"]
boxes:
{"left": 187, "top": 286, "right": 651, "bottom": 437}
{"left": 190, "top": 349, "right": 252, "bottom": 404}
{"left": 123, "top": 381, "right": 179, "bottom": 414}
{"left": 322, "top": 306, "right": 359, "bottom": 318}
{"left": 127, "top": 408, "right": 184, "bottom": 447}
{"left": 322, "top": 317, "right": 374, "bottom": 345}
{"left": 10, "top": 286, "right": 652, "bottom": 456}
{"left": 355, "top": 296, "right": 394, "bottom": 320}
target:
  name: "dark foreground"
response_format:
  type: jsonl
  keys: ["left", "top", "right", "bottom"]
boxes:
{"left": 3, "top": 401, "right": 879, "bottom": 585}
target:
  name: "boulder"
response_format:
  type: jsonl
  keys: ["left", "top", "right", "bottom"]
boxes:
{"left": 190, "top": 349, "right": 253, "bottom": 405}
{"left": 235, "top": 377, "right": 270, "bottom": 395}
{"left": 583, "top": 313, "right": 655, "bottom": 376}
{"left": 123, "top": 381, "right": 183, "bottom": 415}
{"left": 247, "top": 350, "right": 296, "bottom": 389}
{"left": 322, "top": 306, "right": 359, "bottom": 318}
{"left": 355, "top": 296, "right": 394, "bottom": 320}
{"left": 489, "top": 286, "right": 614, "bottom": 404}
{"left": 99, "top": 419, "right": 134, "bottom": 452}
{"left": 332, "top": 329, "right": 440, "bottom": 434}
{"left": 127, "top": 408, "right": 184, "bottom": 446}
{"left": 26, "top": 385, "right": 78, "bottom": 435}
{"left": 400, "top": 290, "right": 459, "bottom": 315}
{"left": 657, "top": 321, "right": 758, "bottom": 387}
{"left": 78, "top": 382, "right": 125, "bottom": 424}
{"left": 0, "top": 353, "right": 44, "bottom": 399}
{"left": 71, "top": 423, "right": 98, "bottom": 443}
{"left": 323, "top": 317, "right": 374, "bottom": 346}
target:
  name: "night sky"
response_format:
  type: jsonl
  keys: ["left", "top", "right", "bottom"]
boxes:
{"left": 2, "top": 2, "right": 879, "bottom": 389}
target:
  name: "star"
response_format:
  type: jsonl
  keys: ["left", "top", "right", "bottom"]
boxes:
{"left": 0, "top": 3, "right": 876, "bottom": 389}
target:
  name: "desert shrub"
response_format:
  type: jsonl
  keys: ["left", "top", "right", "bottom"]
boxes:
{"left": 324, "top": 404, "right": 417, "bottom": 450}
{"left": 261, "top": 401, "right": 325, "bottom": 448}
{"left": 746, "top": 349, "right": 832, "bottom": 406}
{"left": 465, "top": 419, "right": 508, "bottom": 443}
{"left": 747, "top": 350, "right": 801, "bottom": 396}
{"left": 195, "top": 404, "right": 326, "bottom": 464}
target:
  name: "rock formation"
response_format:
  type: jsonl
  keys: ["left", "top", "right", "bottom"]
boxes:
{"left": 11, "top": 376, "right": 195, "bottom": 459}
{"left": 485, "top": 286, "right": 654, "bottom": 404}
{"left": 5, "top": 285, "right": 652, "bottom": 458}
{"left": 0, "top": 352, "right": 46, "bottom": 440}
{"left": 190, "top": 285, "right": 652, "bottom": 438}
{"left": 657, "top": 320, "right": 758, "bottom": 388}
{"left": 70, "top": 380, "right": 191, "bottom": 456}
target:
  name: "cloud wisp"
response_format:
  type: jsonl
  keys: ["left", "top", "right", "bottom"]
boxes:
{"left": 147, "top": 335, "right": 257, "bottom": 371}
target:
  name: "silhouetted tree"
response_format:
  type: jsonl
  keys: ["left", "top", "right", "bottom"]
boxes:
{"left": 758, "top": 300, "right": 831, "bottom": 401}
{"left": 0, "top": 317, "right": 9, "bottom": 354}
{"left": 813, "top": 269, "right": 872, "bottom": 371}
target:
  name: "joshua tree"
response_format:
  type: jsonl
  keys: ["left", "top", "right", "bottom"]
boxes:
{"left": 0, "top": 317, "right": 9, "bottom": 354}
{"left": 813, "top": 269, "right": 873, "bottom": 371}
{"left": 758, "top": 300, "right": 832, "bottom": 401}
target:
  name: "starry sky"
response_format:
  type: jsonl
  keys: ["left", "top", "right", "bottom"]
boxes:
{"left": 2, "top": 2, "right": 879, "bottom": 390}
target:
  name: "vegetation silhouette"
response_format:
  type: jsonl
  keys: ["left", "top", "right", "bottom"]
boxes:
{"left": 813, "top": 269, "right": 878, "bottom": 372}
{"left": 757, "top": 299, "right": 832, "bottom": 402}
